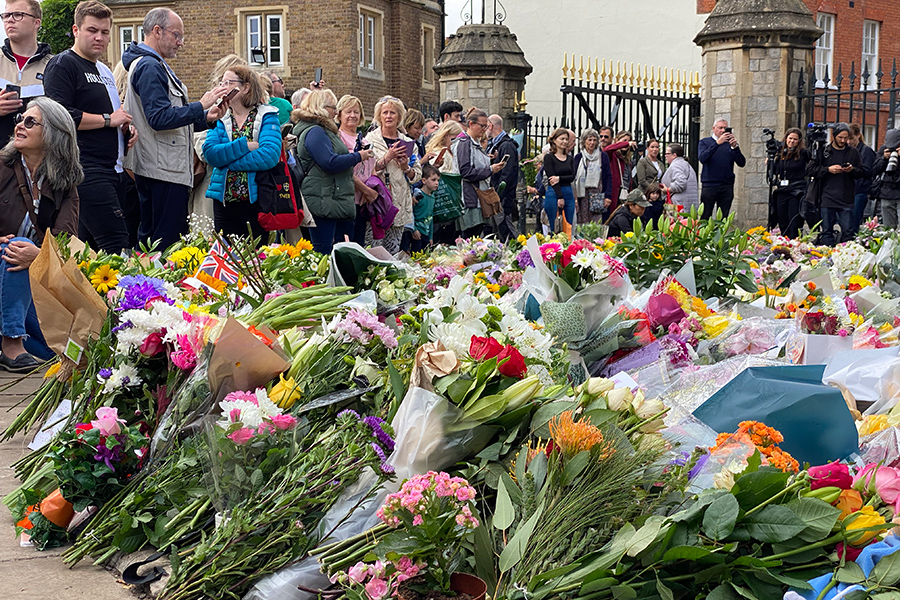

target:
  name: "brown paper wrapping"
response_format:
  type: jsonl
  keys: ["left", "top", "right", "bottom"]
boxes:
{"left": 208, "top": 317, "right": 290, "bottom": 400}
{"left": 410, "top": 341, "right": 459, "bottom": 391}
{"left": 28, "top": 235, "right": 108, "bottom": 361}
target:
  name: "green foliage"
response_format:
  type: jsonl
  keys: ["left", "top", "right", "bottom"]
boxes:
{"left": 610, "top": 207, "right": 758, "bottom": 298}
{"left": 37, "top": 0, "right": 79, "bottom": 54}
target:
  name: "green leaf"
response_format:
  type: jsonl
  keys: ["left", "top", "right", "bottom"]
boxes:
{"left": 661, "top": 545, "right": 712, "bottom": 561}
{"left": 611, "top": 586, "right": 637, "bottom": 600}
{"left": 836, "top": 562, "right": 866, "bottom": 584}
{"left": 788, "top": 497, "right": 842, "bottom": 543}
{"left": 703, "top": 493, "right": 740, "bottom": 540}
{"left": 872, "top": 592, "right": 900, "bottom": 600}
{"left": 656, "top": 579, "right": 674, "bottom": 600}
{"left": 250, "top": 468, "right": 263, "bottom": 488}
{"left": 528, "top": 450, "right": 548, "bottom": 492}
{"left": 706, "top": 583, "right": 738, "bottom": 600}
{"left": 870, "top": 547, "right": 900, "bottom": 587}
{"left": 580, "top": 577, "right": 618, "bottom": 595}
{"left": 499, "top": 502, "right": 544, "bottom": 572}
{"left": 562, "top": 451, "right": 591, "bottom": 486}
{"left": 626, "top": 516, "right": 666, "bottom": 557}
{"left": 493, "top": 477, "right": 515, "bottom": 530}
{"left": 670, "top": 489, "right": 727, "bottom": 523}
{"left": 730, "top": 583, "right": 759, "bottom": 600}
{"left": 373, "top": 531, "right": 422, "bottom": 560}
{"left": 743, "top": 504, "right": 806, "bottom": 543}
{"left": 473, "top": 524, "right": 497, "bottom": 592}
{"left": 387, "top": 355, "right": 406, "bottom": 406}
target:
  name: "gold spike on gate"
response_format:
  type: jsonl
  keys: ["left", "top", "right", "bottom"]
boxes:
{"left": 592, "top": 57, "right": 599, "bottom": 82}
{"left": 570, "top": 54, "right": 577, "bottom": 81}
{"left": 578, "top": 54, "right": 584, "bottom": 81}
{"left": 682, "top": 69, "right": 689, "bottom": 92}
{"left": 616, "top": 61, "right": 621, "bottom": 85}
{"left": 691, "top": 71, "right": 701, "bottom": 94}
{"left": 562, "top": 53, "right": 568, "bottom": 78}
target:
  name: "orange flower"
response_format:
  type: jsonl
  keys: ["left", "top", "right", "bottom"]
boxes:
{"left": 835, "top": 489, "right": 863, "bottom": 520}
{"left": 549, "top": 411, "right": 608, "bottom": 457}
{"left": 807, "top": 282, "right": 817, "bottom": 291}
{"left": 196, "top": 271, "right": 227, "bottom": 293}
{"left": 807, "top": 295, "right": 817, "bottom": 304}
{"left": 786, "top": 303, "right": 797, "bottom": 312}
{"left": 766, "top": 447, "right": 799, "bottom": 473}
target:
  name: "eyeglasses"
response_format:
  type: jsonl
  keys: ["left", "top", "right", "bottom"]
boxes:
{"left": 271, "top": 76, "right": 283, "bottom": 84}
{"left": 472, "top": 121, "right": 488, "bottom": 129}
{"left": 160, "top": 27, "right": 185, "bottom": 42}
{"left": 219, "top": 79, "right": 243, "bottom": 86}
{"left": 14, "top": 113, "right": 42, "bottom": 129}
{"left": 1, "top": 11, "right": 37, "bottom": 22}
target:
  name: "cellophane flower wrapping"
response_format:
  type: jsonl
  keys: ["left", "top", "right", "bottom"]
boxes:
{"left": 246, "top": 386, "right": 494, "bottom": 600}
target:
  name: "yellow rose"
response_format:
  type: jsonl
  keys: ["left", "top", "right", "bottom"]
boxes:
{"left": 269, "top": 374, "right": 301, "bottom": 409}
{"left": 844, "top": 505, "right": 889, "bottom": 546}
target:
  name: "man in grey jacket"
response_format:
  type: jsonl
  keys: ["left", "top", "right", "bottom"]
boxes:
{"left": 122, "top": 7, "right": 227, "bottom": 249}
{"left": 660, "top": 143, "right": 699, "bottom": 210}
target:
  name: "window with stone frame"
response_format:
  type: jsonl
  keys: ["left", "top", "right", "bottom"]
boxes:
{"left": 358, "top": 6, "right": 384, "bottom": 78}
{"left": 862, "top": 20, "right": 880, "bottom": 89}
{"left": 235, "top": 6, "right": 288, "bottom": 67}
{"left": 814, "top": 13, "right": 834, "bottom": 86}
{"left": 114, "top": 23, "right": 144, "bottom": 64}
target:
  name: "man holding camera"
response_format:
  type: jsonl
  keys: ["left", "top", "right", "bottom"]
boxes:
{"left": 698, "top": 118, "right": 745, "bottom": 219}
{"left": 806, "top": 122, "right": 863, "bottom": 246}
{"left": 873, "top": 128, "right": 900, "bottom": 229}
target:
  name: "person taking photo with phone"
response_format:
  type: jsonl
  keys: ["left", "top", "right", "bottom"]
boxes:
{"left": 44, "top": 0, "right": 138, "bottom": 254}
{"left": 486, "top": 113, "right": 519, "bottom": 240}
{"left": 336, "top": 94, "right": 376, "bottom": 245}
{"left": 698, "top": 118, "right": 746, "bottom": 219}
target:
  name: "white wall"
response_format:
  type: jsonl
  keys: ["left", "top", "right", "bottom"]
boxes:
{"left": 446, "top": 0, "right": 708, "bottom": 120}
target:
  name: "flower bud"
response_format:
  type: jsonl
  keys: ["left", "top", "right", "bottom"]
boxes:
{"left": 501, "top": 375, "right": 543, "bottom": 411}
{"left": 605, "top": 386, "right": 634, "bottom": 411}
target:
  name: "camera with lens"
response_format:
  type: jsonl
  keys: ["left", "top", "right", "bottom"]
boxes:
{"left": 763, "top": 128, "right": 781, "bottom": 158}
{"left": 806, "top": 123, "right": 829, "bottom": 145}
{"left": 635, "top": 141, "right": 646, "bottom": 154}
{"left": 887, "top": 149, "right": 900, "bottom": 173}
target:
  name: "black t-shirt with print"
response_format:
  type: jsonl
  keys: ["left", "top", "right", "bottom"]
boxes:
{"left": 44, "top": 49, "right": 119, "bottom": 171}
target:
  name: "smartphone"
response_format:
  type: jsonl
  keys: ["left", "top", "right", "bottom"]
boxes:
{"left": 215, "top": 87, "right": 239, "bottom": 106}
{"left": 435, "top": 147, "right": 447, "bottom": 164}
{"left": 724, "top": 127, "right": 733, "bottom": 134}
{"left": 122, "top": 124, "right": 132, "bottom": 156}
{"left": 5, "top": 84, "right": 20, "bottom": 97}
{"left": 397, "top": 139, "right": 416, "bottom": 157}
{"left": 501, "top": 154, "right": 510, "bottom": 164}
{"left": 314, "top": 67, "right": 323, "bottom": 85}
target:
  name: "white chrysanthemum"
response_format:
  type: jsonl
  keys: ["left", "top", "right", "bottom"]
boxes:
{"left": 571, "top": 249, "right": 594, "bottom": 270}
{"left": 254, "top": 388, "right": 281, "bottom": 419}
{"left": 101, "top": 364, "right": 142, "bottom": 395}
{"left": 219, "top": 399, "right": 264, "bottom": 428}
{"left": 430, "top": 322, "right": 481, "bottom": 358}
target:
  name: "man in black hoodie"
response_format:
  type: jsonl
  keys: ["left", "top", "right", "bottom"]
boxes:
{"left": 806, "top": 122, "right": 863, "bottom": 246}
{"left": 873, "top": 128, "right": 900, "bottom": 229}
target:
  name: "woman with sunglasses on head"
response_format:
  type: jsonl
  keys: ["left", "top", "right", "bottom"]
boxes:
{"left": 453, "top": 108, "right": 505, "bottom": 238}
{"left": 203, "top": 64, "right": 282, "bottom": 240}
{"left": 336, "top": 94, "right": 377, "bottom": 245}
{"left": 0, "top": 97, "right": 81, "bottom": 372}
{"left": 542, "top": 127, "right": 576, "bottom": 233}
{"left": 365, "top": 96, "right": 421, "bottom": 253}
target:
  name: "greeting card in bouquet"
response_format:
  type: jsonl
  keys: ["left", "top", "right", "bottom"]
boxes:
{"left": 786, "top": 331, "right": 854, "bottom": 365}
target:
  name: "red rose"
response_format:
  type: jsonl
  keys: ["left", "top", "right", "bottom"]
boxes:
{"left": 835, "top": 541, "right": 865, "bottom": 561}
{"left": 75, "top": 423, "right": 93, "bottom": 436}
{"left": 469, "top": 335, "right": 503, "bottom": 360}
{"left": 497, "top": 345, "right": 527, "bottom": 378}
{"left": 139, "top": 332, "right": 165, "bottom": 357}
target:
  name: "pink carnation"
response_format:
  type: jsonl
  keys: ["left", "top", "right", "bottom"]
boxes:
{"left": 223, "top": 390, "right": 258, "bottom": 405}
{"left": 227, "top": 427, "right": 254, "bottom": 445}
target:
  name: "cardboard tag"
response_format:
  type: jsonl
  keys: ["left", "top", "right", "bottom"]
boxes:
{"left": 64, "top": 339, "right": 83, "bottom": 363}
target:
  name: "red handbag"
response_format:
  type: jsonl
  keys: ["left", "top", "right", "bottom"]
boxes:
{"left": 256, "top": 150, "right": 303, "bottom": 231}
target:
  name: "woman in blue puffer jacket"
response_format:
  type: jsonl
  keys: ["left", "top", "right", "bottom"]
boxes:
{"left": 204, "top": 65, "right": 282, "bottom": 238}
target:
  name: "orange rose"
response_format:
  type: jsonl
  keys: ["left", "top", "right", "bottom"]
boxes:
{"left": 835, "top": 489, "right": 863, "bottom": 520}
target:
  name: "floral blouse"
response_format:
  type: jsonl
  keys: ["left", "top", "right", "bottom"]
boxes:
{"left": 224, "top": 107, "right": 258, "bottom": 203}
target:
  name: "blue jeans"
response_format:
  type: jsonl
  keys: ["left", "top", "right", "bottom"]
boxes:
{"left": 309, "top": 217, "right": 355, "bottom": 254}
{"left": 820, "top": 206, "right": 854, "bottom": 246}
{"left": 544, "top": 185, "right": 575, "bottom": 232}
{"left": 850, "top": 192, "right": 869, "bottom": 235}
{"left": 0, "top": 238, "right": 53, "bottom": 360}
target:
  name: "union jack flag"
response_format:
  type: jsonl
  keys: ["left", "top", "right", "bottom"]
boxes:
{"left": 195, "top": 240, "right": 240, "bottom": 284}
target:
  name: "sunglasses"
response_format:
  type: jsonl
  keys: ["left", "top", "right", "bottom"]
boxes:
{"left": 599, "top": 135, "right": 611, "bottom": 139}
{"left": 14, "top": 113, "right": 42, "bottom": 129}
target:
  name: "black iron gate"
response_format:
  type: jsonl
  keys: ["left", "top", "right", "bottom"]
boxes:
{"left": 559, "top": 54, "right": 702, "bottom": 170}
{"left": 796, "top": 58, "right": 900, "bottom": 147}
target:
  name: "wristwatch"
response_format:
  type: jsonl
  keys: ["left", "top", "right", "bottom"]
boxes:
{"left": 103, "top": 113, "right": 111, "bottom": 128}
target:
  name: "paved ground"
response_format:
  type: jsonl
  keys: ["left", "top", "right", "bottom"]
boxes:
{"left": 0, "top": 371, "right": 134, "bottom": 600}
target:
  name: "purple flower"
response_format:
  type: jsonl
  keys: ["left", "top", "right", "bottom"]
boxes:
{"left": 687, "top": 453, "right": 710, "bottom": 480}
{"left": 112, "top": 320, "right": 133, "bottom": 333}
{"left": 118, "top": 282, "right": 167, "bottom": 311}
{"left": 380, "top": 462, "right": 395, "bottom": 475}
{"left": 118, "top": 275, "right": 168, "bottom": 294}
{"left": 371, "top": 441, "right": 387, "bottom": 463}
{"left": 93, "top": 435, "right": 125, "bottom": 471}
{"left": 516, "top": 248, "right": 534, "bottom": 269}
{"left": 98, "top": 368, "right": 112, "bottom": 379}
{"left": 337, "top": 409, "right": 361, "bottom": 421}
{"left": 363, "top": 416, "right": 395, "bottom": 453}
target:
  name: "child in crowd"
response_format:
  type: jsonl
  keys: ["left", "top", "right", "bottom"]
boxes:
{"left": 411, "top": 164, "right": 440, "bottom": 251}
{"left": 642, "top": 182, "right": 664, "bottom": 225}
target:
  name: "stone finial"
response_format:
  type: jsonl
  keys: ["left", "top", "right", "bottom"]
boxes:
{"left": 693, "top": 0, "right": 823, "bottom": 49}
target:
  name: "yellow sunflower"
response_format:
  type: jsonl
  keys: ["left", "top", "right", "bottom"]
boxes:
{"left": 90, "top": 264, "right": 119, "bottom": 294}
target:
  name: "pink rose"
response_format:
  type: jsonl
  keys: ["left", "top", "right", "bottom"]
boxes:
{"left": 91, "top": 406, "right": 125, "bottom": 437}
{"left": 139, "top": 332, "right": 165, "bottom": 357}
{"left": 270, "top": 413, "right": 297, "bottom": 430}
{"left": 364, "top": 578, "right": 389, "bottom": 600}
{"left": 227, "top": 427, "right": 254, "bottom": 445}
{"left": 853, "top": 464, "right": 900, "bottom": 508}
{"left": 809, "top": 462, "right": 852, "bottom": 490}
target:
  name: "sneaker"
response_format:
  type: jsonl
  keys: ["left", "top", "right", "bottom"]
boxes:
{"left": 0, "top": 352, "right": 45, "bottom": 373}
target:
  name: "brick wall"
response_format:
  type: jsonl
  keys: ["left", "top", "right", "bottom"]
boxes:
{"left": 107, "top": 0, "right": 441, "bottom": 116}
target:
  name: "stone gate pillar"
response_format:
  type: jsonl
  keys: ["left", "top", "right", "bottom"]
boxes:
{"left": 433, "top": 24, "right": 532, "bottom": 129}
{"left": 694, "top": 0, "right": 822, "bottom": 227}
